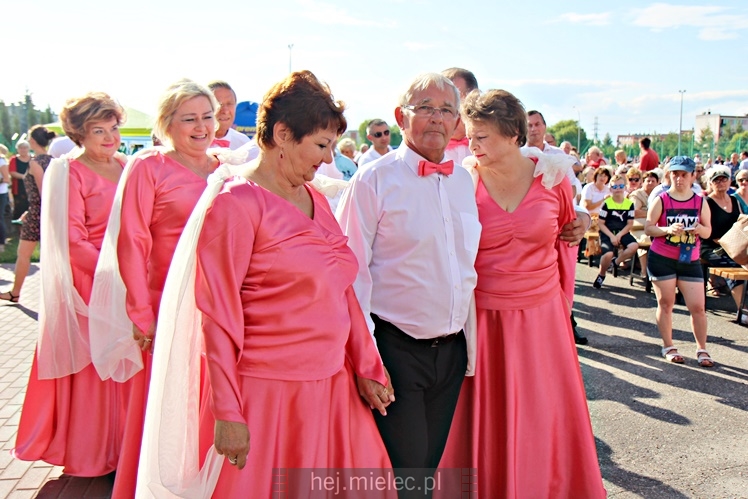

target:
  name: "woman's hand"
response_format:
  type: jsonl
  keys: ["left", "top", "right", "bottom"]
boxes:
{"left": 559, "top": 217, "right": 586, "bottom": 247}
{"left": 132, "top": 322, "right": 156, "bottom": 352}
{"left": 667, "top": 222, "right": 685, "bottom": 237}
{"left": 357, "top": 366, "right": 395, "bottom": 416}
{"left": 214, "top": 420, "right": 250, "bottom": 470}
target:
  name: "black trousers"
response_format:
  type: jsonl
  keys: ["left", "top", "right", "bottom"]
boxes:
{"left": 372, "top": 315, "right": 467, "bottom": 498}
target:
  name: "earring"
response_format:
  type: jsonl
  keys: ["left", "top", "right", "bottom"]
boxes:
{"left": 280, "top": 148, "right": 284, "bottom": 160}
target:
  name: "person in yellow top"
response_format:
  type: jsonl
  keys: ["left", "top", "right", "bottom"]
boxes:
{"left": 594, "top": 173, "right": 639, "bottom": 288}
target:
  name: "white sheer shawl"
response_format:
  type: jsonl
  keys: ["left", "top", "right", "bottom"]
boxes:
{"left": 88, "top": 151, "right": 148, "bottom": 382}
{"left": 37, "top": 157, "right": 91, "bottom": 379}
{"left": 135, "top": 165, "right": 234, "bottom": 498}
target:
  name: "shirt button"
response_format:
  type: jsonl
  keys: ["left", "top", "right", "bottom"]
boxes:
{"left": 444, "top": 217, "right": 449, "bottom": 222}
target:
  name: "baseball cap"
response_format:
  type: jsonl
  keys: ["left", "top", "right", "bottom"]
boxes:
{"left": 667, "top": 156, "right": 695, "bottom": 173}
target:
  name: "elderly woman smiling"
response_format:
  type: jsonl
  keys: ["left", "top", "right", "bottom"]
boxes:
{"left": 13, "top": 92, "right": 127, "bottom": 476}
{"left": 89, "top": 79, "right": 224, "bottom": 498}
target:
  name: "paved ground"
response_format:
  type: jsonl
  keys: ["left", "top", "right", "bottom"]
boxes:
{"left": 0, "top": 261, "right": 745, "bottom": 498}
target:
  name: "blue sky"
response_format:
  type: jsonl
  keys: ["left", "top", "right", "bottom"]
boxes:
{"left": 4, "top": 0, "right": 748, "bottom": 141}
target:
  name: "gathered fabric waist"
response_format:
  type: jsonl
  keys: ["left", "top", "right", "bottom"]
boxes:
{"left": 475, "top": 265, "right": 561, "bottom": 310}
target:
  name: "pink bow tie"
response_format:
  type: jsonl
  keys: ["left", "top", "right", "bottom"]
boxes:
{"left": 212, "top": 139, "right": 230, "bottom": 148}
{"left": 418, "top": 159, "right": 454, "bottom": 176}
{"left": 446, "top": 137, "right": 469, "bottom": 150}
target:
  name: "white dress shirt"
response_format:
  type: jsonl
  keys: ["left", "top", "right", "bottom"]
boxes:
{"left": 444, "top": 144, "right": 471, "bottom": 166}
{"left": 357, "top": 145, "right": 393, "bottom": 167}
{"left": 336, "top": 145, "right": 480, "bottom": 341}
{"left": 216, "top": 128, "right": 251, "bottom": 150}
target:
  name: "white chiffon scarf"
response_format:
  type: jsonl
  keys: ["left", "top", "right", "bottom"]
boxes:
{"left": 88, "top": 150, "right": 148, "bottom": 382}
{"left": 37, "top": 157, "right": 91, "bottom": 379}
{"left": 134, "top": 165, "right": 233, "bottom": 498}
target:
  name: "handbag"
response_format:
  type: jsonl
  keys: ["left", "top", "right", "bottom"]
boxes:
{"left": 718, "top": 214, "right": 748, "bottom": 266}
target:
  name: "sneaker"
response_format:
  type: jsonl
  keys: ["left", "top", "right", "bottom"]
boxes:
{"left": 573, "top": 329, "right": 589, "bottom": 345}
{"left": 593, "top": 275, "right": 605, "bottom": 288}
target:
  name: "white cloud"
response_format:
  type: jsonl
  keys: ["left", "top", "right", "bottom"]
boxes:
{"left": 295, "top": 0, "right": 397, "bottom": 28}
{"left": 558, "top": 12, "right": 612, "bottom": 26}
{"left": 631, "top": 3, "right": 748, "bottom": 40}
{"left": 403, "top": 42, "right": 438, "bottom": 51}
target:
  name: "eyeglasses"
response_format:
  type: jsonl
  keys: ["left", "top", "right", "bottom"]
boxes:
{"left": 402, "top": 105, "right": 457, "bottom": 119}
{"left": 695, "top": 169, "right": 704, "bottom": 173}
{"left": 371, "top": 130, "right": 390, "bottom": 138}
{"left": 628, "top": 177, "right": 641, "bottom": 182}
{"left": 738, "top": 178, "right": 748, "bottom": 183}
{"left": 712, "top": 176, "right": 730, "bottom": 183}
{"left": 610, "top": 184, "right": 626, "bottom": 190}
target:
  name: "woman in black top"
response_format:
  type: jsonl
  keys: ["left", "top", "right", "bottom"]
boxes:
{"left": 701, "top": 166, "right": 743, "bottom": 306}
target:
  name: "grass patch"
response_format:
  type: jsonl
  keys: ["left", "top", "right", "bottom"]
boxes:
{"left": 0, "top": 235, "right": 40, "bottom": 264}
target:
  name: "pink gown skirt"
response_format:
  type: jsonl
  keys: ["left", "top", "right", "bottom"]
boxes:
{"left": 439, "top": 290, "right": 606, "bottom": 498}
{"left": 14, "top": 348, "right": 127, "bottom": 476}
{"left": 204, "top": 361, "right": 395, "bottom": 499}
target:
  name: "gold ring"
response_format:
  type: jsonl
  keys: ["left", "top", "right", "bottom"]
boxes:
{"left": 382, "top": 388, "right": 388, "bottom": 396}
{"left": 228, "top": 456, "right": 237, "bottom": 465}
{"left": 143, "top": 338, "right": 153, "bottom": 343}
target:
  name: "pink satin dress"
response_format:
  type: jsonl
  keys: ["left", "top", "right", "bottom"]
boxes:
{"left": 113, "top": 150, "right": 213, "bottom": 498}
{"left": 195, "top": 179, "right": 393, "bottom": 498}
{"left": 14, "top": 159, "right": 127, "bottom": 476}
{"left": 439, "top": 175, "right": 606, "bottom": 498}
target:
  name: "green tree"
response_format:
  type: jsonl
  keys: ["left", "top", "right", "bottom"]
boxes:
{"left": 357, "top": 119, "right": 375, "bottom": 146}
{"left": 0, "top": 101, "right": 11, "bottom": 145}
{"left": 600, "top": 133, "right": 615, "bottom": 160}
{"left": 727, "top": 131, "right": 748, "bottom": 155}
{"left": 389, "top": 124, "right": 402, "bottom": 148}
{"left": 547, "top": 119, "right": 590, "bottom": 153}
{"left": 696, "top": 127, "right": 715, "bottom": 159}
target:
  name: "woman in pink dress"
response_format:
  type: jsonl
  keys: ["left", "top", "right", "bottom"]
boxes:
{"left": 13, "top": 93, "right": 127, "bottom": 475}
{"left": 137, "top": 71, "right": 395, "bottom": 499}
{"left": 105, "top": 80, "right": 222, "bottom": 498}
{"left": 440, "top": 89, "right": 606, "bottom": 497}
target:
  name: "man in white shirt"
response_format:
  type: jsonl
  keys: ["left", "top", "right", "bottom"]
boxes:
{"left": 441, "top": 67, "right": 479, "bottom": 166}
{"left": 337, "top": 74, "right": 477, "bottom": 490}
{"left": 338, "top": 74, "right": 588, "bottom": 491}
{"left": 356, "top": 119, "right": 392, "bottom": 166}
{"left": 207, "top": 80, "right": 250, "bottom": 150}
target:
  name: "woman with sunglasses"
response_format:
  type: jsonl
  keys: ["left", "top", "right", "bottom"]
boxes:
{"left": 644, "top": 157, "right": 713, "bottom": 367}
{"left": 701, "top": 166, "right": 744, "bottom": 306}
{"left": 593, "top": 174, "right": 639, "bottom": 288}
{"left": 625, "top": 166, "right": 642, "bottom": 197}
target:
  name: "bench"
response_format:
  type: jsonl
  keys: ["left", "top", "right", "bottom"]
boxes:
{"left": 709, "top": 267, "right": 748, "bottom": 324}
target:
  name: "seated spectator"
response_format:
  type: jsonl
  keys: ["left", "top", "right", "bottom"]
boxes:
{"left": 585, "top": 146, "right": 607, "bottom": 168}
{"left": 701, "top": 166, "right": 744, "bottom": 306}
{"left": 581, "top": 167, "right": 611, "bottom": 215}
{"left": 337, "top": 137, "right": 357, "bottom": 162}
{"left": 630, "top": 169, "right": 662, "bottom": 276}
{"left": 625, "top": 166, "right": 642, "bottom": 196}
{"left": 732, "top": 169, "right": 748, "bottom": 214}
{"left": 593, "top": 174, "right": 638, "bottom": 288}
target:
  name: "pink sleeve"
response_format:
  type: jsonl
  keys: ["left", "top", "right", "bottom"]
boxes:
{"left": 555, "top": 178, "right": 577, "bottom": 305}
{"left": 68, "top": 168, "right": 99, "bottom": 276}
{"left": 195, "top": 192, "right": 254, "bottom": 423}
{"left": 117, "top": 157, "right": 157, "bottom": 334}
{"left": 344, "top": 286, "right": 386, "bottom": 385}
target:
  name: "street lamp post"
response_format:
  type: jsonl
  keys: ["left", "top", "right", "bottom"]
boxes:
{"left": 288, "top": 44, "right": 294, "bottom": 73}
{"left": 678, "top": 90, "right": 686, "bottom": 156}
{"left": 573, "top": 106, "right": 581, "bottom": 152}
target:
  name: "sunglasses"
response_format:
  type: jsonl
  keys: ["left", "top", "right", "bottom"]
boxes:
{"left": 628, "top": 177, "right": 641, "bottom": 182}
{"left": 610, "top": 184, "right": 626, "bottom": 190}
{"left": 738, "top": 178, "right": 748, "bottom": 183}
{"left": 371, "top": 130, "right": 390, "bottom": 138}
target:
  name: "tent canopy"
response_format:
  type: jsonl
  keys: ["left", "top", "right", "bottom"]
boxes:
{"left": 45, "top": 106, "right": 153, "bottom": 137}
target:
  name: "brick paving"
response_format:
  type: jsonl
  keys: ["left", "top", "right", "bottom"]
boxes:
{"left": 0, "top": 264, "right": 113, "bottom": 498}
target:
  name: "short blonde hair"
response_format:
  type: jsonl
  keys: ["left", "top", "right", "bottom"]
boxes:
{"left": 338, "top": 137, "right": 356, "bottom": 153}
{"left": 60, "top": 92, "right": 125, "bottom": 146}
{"left": 152, "top": 79, "right": 217, "bottom": 146}
{"left": 626, "top": 166, "right": 642, "bottom": 179}
{"left": 610, "top": 173, "right": 626, "bottom": 185}
{"left": 0, "top": 144, "right": 8, "bottom": 159}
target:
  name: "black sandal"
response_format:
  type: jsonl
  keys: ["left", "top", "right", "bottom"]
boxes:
{"left": 0, "top": 291, "right": 19, "bottom": 303}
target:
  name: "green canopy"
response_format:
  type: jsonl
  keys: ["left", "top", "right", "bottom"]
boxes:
{"left": 45, "top": 106, "right": 153, "bottom": 137}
